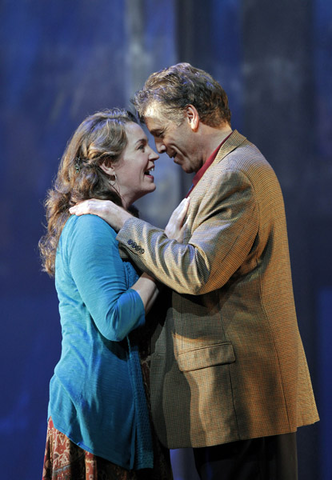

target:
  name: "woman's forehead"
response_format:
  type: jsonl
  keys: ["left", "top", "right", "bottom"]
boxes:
{"left": 124, "top": 122, "right": 147, "bottom": 143}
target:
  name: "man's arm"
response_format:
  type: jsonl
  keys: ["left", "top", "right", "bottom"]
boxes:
{"left": 116, "top": 169, "right": 259, "bottom": 295}
{"left": 69, "top": 170, "right": 259, "bottom": 296}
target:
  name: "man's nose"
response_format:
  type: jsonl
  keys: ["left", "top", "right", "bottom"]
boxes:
{"left": 155, "top": 139, "right": 166, "bottom": 154}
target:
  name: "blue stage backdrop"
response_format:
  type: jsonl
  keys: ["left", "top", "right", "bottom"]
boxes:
{"left": 0, "top": 1, "right": 331, "bottom": 479}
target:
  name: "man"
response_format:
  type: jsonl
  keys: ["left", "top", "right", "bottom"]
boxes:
{"left": 71, "top": 63, "right": 319, "bottom": 479}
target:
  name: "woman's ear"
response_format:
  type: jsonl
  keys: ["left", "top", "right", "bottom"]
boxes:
{"left": 99, "top": 161, "right": 115, "bottom": 177}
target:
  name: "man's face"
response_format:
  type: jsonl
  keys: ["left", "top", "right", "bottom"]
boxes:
{"left": 144, "top": 104, "right": 203, "bottom": 174}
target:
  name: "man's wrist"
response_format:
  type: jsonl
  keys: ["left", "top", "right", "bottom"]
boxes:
{"left": 118, "top": 209, "right": 133, "bottom": 230}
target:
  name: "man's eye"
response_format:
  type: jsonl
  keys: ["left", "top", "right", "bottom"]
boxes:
{"left": 138, "top": 144, "right": 145, "bottom": 151}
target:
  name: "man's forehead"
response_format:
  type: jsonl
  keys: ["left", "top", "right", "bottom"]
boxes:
{"left": 144, "top": 105, "right": 170, "bottom": 133}
{"left": 143, "top": 102, "right": 165, "bottom": 121}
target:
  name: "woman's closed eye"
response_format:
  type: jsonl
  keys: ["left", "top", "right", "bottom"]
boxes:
{"left": 137, "top": 141, "right": 147, "bottom": 152}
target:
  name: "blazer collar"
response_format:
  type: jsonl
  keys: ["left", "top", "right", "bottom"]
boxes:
{"left": 213, "top": 130, "right": 247, "bottom": 166}
{"left": 186, "top": 131, "right": 247, "bottom": 197}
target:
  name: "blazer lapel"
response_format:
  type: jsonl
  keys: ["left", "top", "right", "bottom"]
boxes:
{"left": 213, "top": 130, "right": 247, "bottom": 166}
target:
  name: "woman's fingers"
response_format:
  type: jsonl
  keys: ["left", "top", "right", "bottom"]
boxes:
{"left": 165, "top": 198, "right": 190, "bottom": 241}
{"left": 175, "top": 198, "right": 190, "bottom": 225}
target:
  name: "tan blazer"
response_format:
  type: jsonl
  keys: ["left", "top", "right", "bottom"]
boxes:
{"left": 117, "top": 130, "right": 319, "bottom": 448}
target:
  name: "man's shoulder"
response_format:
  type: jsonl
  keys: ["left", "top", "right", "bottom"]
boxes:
{"left": 216, "top": 131, "right": 271, "bottom": 170}
{"left": 204, "top": 133, "right": 278, "bottom": 193}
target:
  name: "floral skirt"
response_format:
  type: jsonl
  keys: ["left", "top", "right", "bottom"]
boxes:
{"left": 42, "top": 417, "right": 172, "bottom": 480}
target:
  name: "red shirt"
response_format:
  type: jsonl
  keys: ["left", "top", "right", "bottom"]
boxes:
{"left": 186, "top": 131, "right": 233, "bottom": 197}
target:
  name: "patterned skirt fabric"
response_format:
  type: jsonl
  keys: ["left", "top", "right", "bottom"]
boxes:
{"left": 42, "top": 417, "right": 172, "bottom": 480}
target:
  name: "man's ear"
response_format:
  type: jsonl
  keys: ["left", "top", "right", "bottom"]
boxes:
{"left": 99, "top": 161, "right": 115, "bottom": 177}
{"left": 186, "top": 105, "right": 199, "bottom": 131}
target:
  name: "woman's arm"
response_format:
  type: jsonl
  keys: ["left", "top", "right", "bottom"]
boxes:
{"left": 131, "top": 272, "right": 160, "bottom": 315}
{"left": 66, "top": 215, "right": 153, "bottom": 341}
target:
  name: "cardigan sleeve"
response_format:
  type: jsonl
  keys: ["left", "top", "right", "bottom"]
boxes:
{"left": 67, "top": 214, "right": 145, "bottom": 341}
{"left": 116, "top": 168, "right": 259, "bottom": 296}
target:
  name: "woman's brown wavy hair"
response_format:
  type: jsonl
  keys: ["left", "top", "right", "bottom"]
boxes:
{"left": 39, "top": 108, "right": 137, "bottom": 276}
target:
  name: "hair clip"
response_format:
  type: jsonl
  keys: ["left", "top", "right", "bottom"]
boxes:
{"left": 74, "top": 157, "right": 81, "bottom": 172}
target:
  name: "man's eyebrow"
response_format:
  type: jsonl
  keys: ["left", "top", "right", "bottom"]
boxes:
{"left": 149, "top": 128, "right": 163, "bottom": 136}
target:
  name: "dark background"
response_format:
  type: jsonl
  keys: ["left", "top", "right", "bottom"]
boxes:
{"left": 1, "top": 1, "right": 331, "bottom": 479}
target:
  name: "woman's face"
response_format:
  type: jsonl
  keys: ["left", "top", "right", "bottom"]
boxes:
{"left": 113, "top": 122, "right": 159, "bottom": 208}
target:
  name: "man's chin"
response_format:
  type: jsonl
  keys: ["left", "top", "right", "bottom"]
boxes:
{"left": 180, "top": 164, "right": 195, "bottom": 174}
{"left": 173, "top": 157, "right": 193, "bottom": 173}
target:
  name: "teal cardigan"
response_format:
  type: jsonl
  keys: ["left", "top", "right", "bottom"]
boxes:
{"left": 48, "top": 214, "right": 153, "bottom": 470}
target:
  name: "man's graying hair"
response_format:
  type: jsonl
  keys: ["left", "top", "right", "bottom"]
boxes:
{"left": 132, "top": 63, "right": 231, "bottom": 127}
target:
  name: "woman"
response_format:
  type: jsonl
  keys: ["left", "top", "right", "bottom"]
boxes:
{"left": 39, "top": 109, "right": 181, "bottom": 479}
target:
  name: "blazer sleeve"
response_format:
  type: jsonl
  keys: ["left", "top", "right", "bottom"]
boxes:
{"left": 116, "top": 168, "right": 259, "bottom": 295}
{"left": 67, "top": 215, "right": 145, "bottom": 341}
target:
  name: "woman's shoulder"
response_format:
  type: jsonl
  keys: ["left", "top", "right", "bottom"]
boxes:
{"left": 61, "top": 214, "right": 117, "bottom": 246}
{"left": 66, "top": 213, "right": 115, "bottom": 232}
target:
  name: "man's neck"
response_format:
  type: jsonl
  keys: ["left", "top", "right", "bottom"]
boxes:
{"left": 201, "top": 123, "right": 233, "bottom": 164}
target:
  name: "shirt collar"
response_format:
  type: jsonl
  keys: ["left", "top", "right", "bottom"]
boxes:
{"left": 186, "top": 131, "right": 233, "bottom": 197}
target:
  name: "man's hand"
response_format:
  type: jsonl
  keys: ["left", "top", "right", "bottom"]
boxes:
{"left": 165, "top": 198, "right": 190, "bottom": 242}
{"left": 69, "top": 199, "right": 132, "bottom": 231}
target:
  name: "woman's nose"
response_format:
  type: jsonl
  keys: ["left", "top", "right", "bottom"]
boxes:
{"left": 149, "top": 145, "right": 160, "bottom": 160}
{"left": 152, "top": 150, "right": 159, "bottom": 160}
